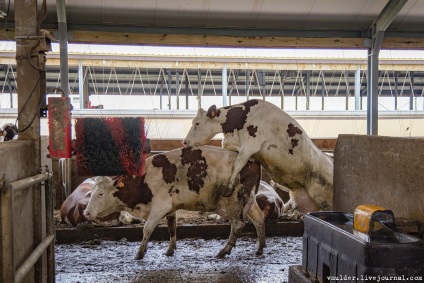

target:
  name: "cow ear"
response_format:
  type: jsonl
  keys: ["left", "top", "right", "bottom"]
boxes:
{"left": 206, "top": 105, "right": 217, "bottom": 119}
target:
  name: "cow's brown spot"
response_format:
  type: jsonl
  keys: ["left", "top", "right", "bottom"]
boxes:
{"left": 287, "top": 123, "right": 303, "bottom": 137}
{"left": 247, "top": 125, "right": 258, "bottom": 137}
{"left": 291, "top": 138, "right": 299, "bottom": 148}
{"left": 180, "top": 147, "right": 208, "bottom": 194}
{"left": 113, "top": 175, "right": 153, "bottom": 209}
{"left": 221, "top": 100, "right": 259, "bottom": 134}
{"left": 152, "top": 154, "right": 177, "bottom": 184}
{"left": 287, "top": 123, "right": 303, "bottom": 154}
{"left": 238, "top": 160, "right": 261, "bottom": 199}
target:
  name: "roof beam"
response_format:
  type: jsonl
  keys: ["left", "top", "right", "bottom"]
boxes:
{"left": 375, "top": 0, "right": 409, "bottom": 32}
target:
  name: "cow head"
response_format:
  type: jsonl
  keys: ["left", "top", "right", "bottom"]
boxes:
{"left": 183, "top": 105, "right": 222, "bottom": 147}
{"left": 84, "top": 176, "right": 121, "bottom": 220}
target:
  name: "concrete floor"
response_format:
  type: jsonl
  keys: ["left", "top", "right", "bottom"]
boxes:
{"left": 55, "top": 236, "right": 303, "bottom": 283}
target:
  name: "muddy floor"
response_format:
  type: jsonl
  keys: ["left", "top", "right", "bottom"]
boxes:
{"left": 55, "top": 236, "right": 302, "bottom": 283}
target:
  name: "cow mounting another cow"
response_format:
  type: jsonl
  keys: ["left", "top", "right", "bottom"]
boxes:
{"left": 183, "top": 99, "right": 333, "bottom": 214}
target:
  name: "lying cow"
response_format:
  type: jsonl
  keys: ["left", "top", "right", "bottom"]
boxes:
{"left": 60, "top": 177, "right": 140, "bottom": 227}
{"left": 183, "top": 99, "right": 333, "bottom": 214}
{"left": 256, "top": 181, "right": 284, "bottom": 221}
{"left": 0, "top": 123, "right": 18, "bottom": 141}
{"left": 84, "top": 145, "right": 265, "bottom": 260}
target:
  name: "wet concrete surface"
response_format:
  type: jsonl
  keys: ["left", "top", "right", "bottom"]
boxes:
{"left": 56, "top": 236, "right": 303, "bottom": 283}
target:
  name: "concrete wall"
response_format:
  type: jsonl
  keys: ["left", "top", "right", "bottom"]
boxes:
{"left": 0, "top": 140, "right": 36, "bottom": 282}
{"left": 334, "top": 135, "right": 424, "bottom": 224}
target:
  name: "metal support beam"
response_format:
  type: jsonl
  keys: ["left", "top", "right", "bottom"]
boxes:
{"left": 410, "top": 71, "right": 414, "bottom": 110}
{"left": 376, "top": 0, "right": 409, "bottom": 32}
{"left": 394, "top": 71, "right": 399, "bottom": 110}
{"left": 222, "top": 64, "right": 227, "bottom": 106}
{"left": 56, "top": 0, "right": 69, "bottom": 96}
{"left": 355, "top": 66, "right": 361, "bottom": 110}
{"left": 167, "top": 69, "right": 172, "bottom": 110}
{"left": 78, "top": 61, "right": 89, "bottom": 109}
{"left": 366, "top": 0, "right": 407, "bottom": 134}
{"left": 1, "top": 65, "right": 14, "bottom": 108}
{"left": 306, "top": 70, "right": 311, "bottom": 110}
{"left": 321, "top": 71, "right": 325, "bottom": 110}
{"left": 185, "top": 72, "right": 189, "bottom": 110}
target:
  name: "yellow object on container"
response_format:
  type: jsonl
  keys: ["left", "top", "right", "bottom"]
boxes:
{"left": 353, "top": 204, "right": 388, "bottom": 234}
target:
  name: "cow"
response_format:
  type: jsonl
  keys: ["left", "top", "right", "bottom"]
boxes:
{"left": 183, "top": 99, "right": 333, "bottom": 214}
{"left": 83, "top": 145, "right": 265, "bottom": 260}
{"left": 256, "top": 181, "right": 284, "bottom": 221}
{"left": 0, "top": 123, "right": 18, "bottom": 141}
{"left": 60, "top": 177, "right": 140, "bottom": 227}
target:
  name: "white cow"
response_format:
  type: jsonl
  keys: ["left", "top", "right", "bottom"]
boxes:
{"left": 84, "top": 145, "right": 265, "bottom": 260}
{"left": 183, "top": 99, "right": 333, "bottom": 213}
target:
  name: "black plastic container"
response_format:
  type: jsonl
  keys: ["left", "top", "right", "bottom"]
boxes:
{"left": 303, "top": 212, "right": 424, "bottom": 282}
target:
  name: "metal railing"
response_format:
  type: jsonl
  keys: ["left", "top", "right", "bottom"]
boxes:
{"left": 0, "top": 168, "right": 54, "bottom": 283}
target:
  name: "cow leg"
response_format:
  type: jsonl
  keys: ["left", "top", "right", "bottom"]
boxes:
{"left": 223, "top": 147, "right": 260, "bottom": 197}
{"left": 248, "top": 201, "right": 266, "bottom": 256}
{"left": 165, "top": 212, "right": 177, "bottom": 256}
{"left": 217, "top": 219, "right": 245, "bottom": 258}
{"left": 135, "top": 211, "right": 167, "bottom": 260}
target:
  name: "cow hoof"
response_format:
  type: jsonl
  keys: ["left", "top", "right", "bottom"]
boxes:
{"left": 216, "top": 251, "right": 227, "bottom": 259}
{"left": 165, "top": 249, "right": 175, "bottom": 256}
{"left": 255, "top": 249, "right": 264, "bottom": 256}
{"left": 134, "top": 252, "right": 145, "bottom": 260}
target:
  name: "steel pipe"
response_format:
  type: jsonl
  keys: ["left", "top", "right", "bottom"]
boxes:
{"left": 9, "top": 173, "right": 50, "bottom": 194}
{"left": 14, "top": 235, "right": 55, "bottom": 283}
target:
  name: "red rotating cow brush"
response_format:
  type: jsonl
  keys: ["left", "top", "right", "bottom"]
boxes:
{"left": 75, "top": 117, "right": 148, "bottom": 176}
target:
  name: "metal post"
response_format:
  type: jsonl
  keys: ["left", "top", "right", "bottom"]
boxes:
{"left": 1, "top": 180, "right": 15, "bottom": 282}
{"left": 321, "top": 71, "right": 325, "bottom": 110}
{"left": 246, "top": 70, "right": 250, "bottom": 100}
{"left": 185, "top": 72, "right": 189, "bottom": 109}
{"left": 222, "top": 64, "right": 228, "bottom": 106}
{"left": 159, "top": 69, "right": 164, "bottom": 110}
{"left": 176, "top": 70, "right": 179, "bottom": 109}
{"left": 78, "top": 60, "right": 83, "bottom": 108}
{"left": 306, "top": 70, "right": 310, "bottom": 110}
{"left": 167, "top": 69, "right": 172, "bottom": 109}
{"left": 345, "top": 71, "right": 350, "bottom": 110}
{"left": 394, "top": 71, "right": 399, "bottom": 110}
{"left": 15, "top": 0, "right": 45, "bottom": 280}
{"left": 410, "top": 71, "right": 414, "bottom": 110}
{"left": 197, "top": 70, "right": 202, "bottom": 109}
{"left": 355, "top": 65, "right": 361, "bottom": 110}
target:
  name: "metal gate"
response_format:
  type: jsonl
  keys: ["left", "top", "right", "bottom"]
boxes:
{"left": 0, "top": 167, "right": 54, "bottom": 283}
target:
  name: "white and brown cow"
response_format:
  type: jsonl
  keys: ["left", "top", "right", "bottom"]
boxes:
{"left": 256, "top": 181, "right": 284, "bottom": 221}
{"left": 183, "top": 99, "right": 333, "bottom": 214}
{"left": 84, "top": 145, "right": 265, "bottom": 260}
{"left": 60, "top": 177, "right": 140, "bottom": 227}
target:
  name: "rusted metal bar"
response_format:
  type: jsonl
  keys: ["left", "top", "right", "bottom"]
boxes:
{"left": 14, "top": 235, "right": 55, "bottom": 283}
{"left": 9, "top": 173, "right": 50, "bottom": 194}
{"left": 44, "top": 171, "right": 55, "bottom": 283}
{"left": 1, "top": 178, "right": 15, "bottom": 283}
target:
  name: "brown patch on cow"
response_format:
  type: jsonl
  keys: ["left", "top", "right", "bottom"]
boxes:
{"left": 113, "top": 175, "right": 153, "bottom": 209}
{"left": 287, "top": 123, "right": 303, "bottom": 154}
{"left": 256, "top": 194, "right": 278, "bottom": 220}
{"left": 247, "top": 125, "right": 258, "bottom": 137}
{"left": 152, "top": 154, "right": 177, "bottom": 184}
{"left": 238, "top": 160, "right": 261, "bottom": 199}
{"left": 180, "top": 147, "right": 208, "bottom": 194}
{"left": 287, "top": 123, "right": 303, "bottom": 137}
{"left": 221, "top": 100, "right": 259, "bottom": 134}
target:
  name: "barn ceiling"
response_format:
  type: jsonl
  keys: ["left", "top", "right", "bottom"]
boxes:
{"left": 2, "top": 0, "right": 424, "bottom": 49}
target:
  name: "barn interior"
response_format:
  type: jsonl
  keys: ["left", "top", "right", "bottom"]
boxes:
{"left": 1, "top": 0, "right": 424, "bottom": 282}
